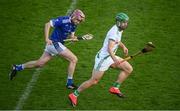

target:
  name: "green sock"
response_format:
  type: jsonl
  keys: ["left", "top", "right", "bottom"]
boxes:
{"left": 73, "top": 90, "right": 80, "bottom": 97}
{"left": 113, "top": 82, "right": 121, "bottom": 88}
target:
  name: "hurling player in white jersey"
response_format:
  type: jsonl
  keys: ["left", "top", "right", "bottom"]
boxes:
{"left": 69, "top": 13, "right": 133, "bottom": 107}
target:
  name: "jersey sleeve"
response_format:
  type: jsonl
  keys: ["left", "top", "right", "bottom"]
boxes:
{"left": 50, "top": 17, "right": 63, "bottom": 27}
{"left": 107, "top": 25, "right": 120, "bottom": 42}
{"left": 108, "top": 31, "right": 118, "bottom": 42}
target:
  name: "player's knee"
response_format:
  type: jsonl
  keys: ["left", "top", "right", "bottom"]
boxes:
{"left": 127, "top": 65, "right": 133, "bottom": 74}
{"left": 91, "top": 79, "right": 99, "bottom": 85}
{"left": 71, "top": 56, "right": 78, "bottom": 63}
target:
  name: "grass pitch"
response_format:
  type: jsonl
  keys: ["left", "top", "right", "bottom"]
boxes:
{"left": 0, "top": 0, "right": 180, "bottom": 110}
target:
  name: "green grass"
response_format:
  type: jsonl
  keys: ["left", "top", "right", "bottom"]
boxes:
{"left": 0, "top": 0, "right": 180, "bottom": 110}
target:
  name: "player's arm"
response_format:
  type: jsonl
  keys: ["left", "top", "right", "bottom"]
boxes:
{"left": 69, "top": 32, "right": 77, "bottom": 39}
{"left": 69, "top": 32, "right": 78, "bottom": 41}
{"left": 108, "top": 39, "right": 120, "bottom": 64}
{"left": 45, "top": 22, "right": 53, "bottom": 45}
{"left": 119, "top": 41, "right": 128, "bottom": 56}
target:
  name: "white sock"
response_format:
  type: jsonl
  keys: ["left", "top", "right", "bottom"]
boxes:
{"left": 67, "top": 75, "right": 73, "bottom": 79}
{"left": 22, "top": 64, "right": 25, "bottom": 69}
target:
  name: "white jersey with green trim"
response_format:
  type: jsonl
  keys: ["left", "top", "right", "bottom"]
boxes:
{"left": 99, "top": 25, "right": 123, "bottom": 57}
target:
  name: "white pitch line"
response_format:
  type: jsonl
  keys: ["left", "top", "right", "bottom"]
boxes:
{"left": 15, "top": 68, "right": 41, "bottom": 110}
{"left": 66, "top": 0, "right": 77, "bottom": 15}
{"left": 15, "top": 0, "right": 77, "bottom": 110}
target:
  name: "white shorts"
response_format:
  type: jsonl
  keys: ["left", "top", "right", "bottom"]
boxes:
{"left": 93, "top": 52, "right": 120, "bottom": 71}
{"left": 44, "top": 42, "right": 67, "bottom": 56}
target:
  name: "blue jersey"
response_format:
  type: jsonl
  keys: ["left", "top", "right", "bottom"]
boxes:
{"left": 50, "top": 16, "right": 77, "bottom": 44}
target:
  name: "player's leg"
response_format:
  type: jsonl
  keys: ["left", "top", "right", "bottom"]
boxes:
{"left": 68, "top": 53, "right": 111, "bottom": 107}
{"left": 59, "top": 48, "right": 78, "bottom": 79}
{"left": 23, "top": 52, "right": 52, "bottom": 68}
{"left": 54, "top": 42, "right": 78, "bottom": 89}
{"left": 9, "top": 52, "right": 52, "bottom": 80}
{"left": 116, "top": 62, "right": 133, "bottom": 83}
{"left": 77, "top": 70, "right": 105, "bottom": 93}
{"left": 109, "top": 57, "right": 133, "bottom": 97}
{"left": 74, "top": 54, "right": 114, "bottom": 92}
{"left": 69, "top": 70, "right": 105, "bottom": 107}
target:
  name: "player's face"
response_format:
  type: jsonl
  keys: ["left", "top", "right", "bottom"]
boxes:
{"left": 72, "top": 17, "right": 84, "bottom": 25}
{"left": 117, "top": 21, "right": 128, "bottom": 30}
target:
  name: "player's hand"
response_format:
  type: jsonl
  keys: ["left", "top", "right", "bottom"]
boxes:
{"left": 123, "top": 47, "right": 128, "bottom": 56}
{"left": 71, "top": 36, "right": 79, "bottom": 42}
{"left": 113, "top": 58, "right": 122, "bottom": 65}
{"left": 46, "top": 39, "right": 52, "bottom": 45}
{"left": 71, "top": 38, "right": 79, "bottom": 42}
{"left": 72, "top": 35, "right": 77, "bottom": 39}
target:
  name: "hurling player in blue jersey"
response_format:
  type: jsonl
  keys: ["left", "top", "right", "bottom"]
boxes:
{"left": 9, "top": 9, "right": 85, "bottom": 89}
